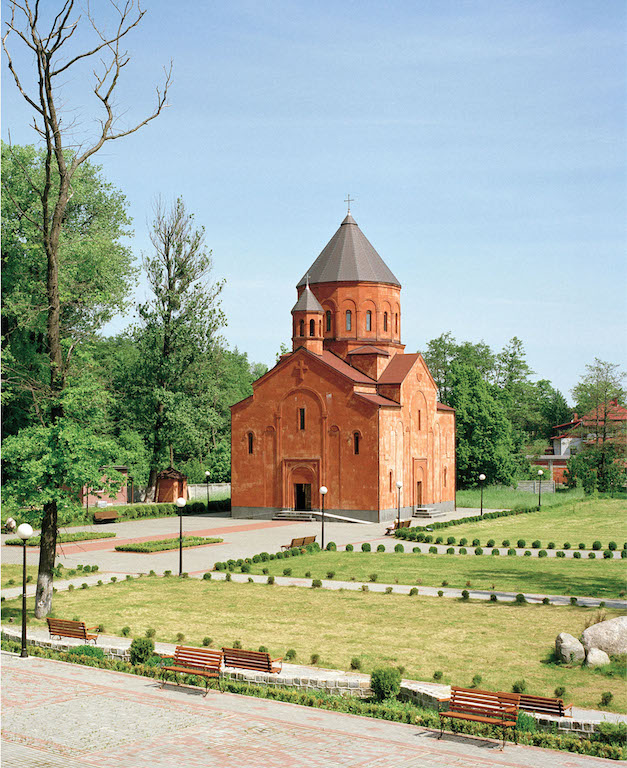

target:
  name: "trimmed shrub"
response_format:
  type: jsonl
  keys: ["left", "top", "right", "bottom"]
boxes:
{"left": 474, "top": 547, "right": 483, "bottom": 555}
{"left": 202, "top": 637, "right": 212, "bottom": 647}
{"left": 429, "top": 546, "right": 437, "bottom": 554}
{"left": 600, "top": 692, "right": 613, "bottom": 707}
{"left": 532, "top": 540, "right": 541, "bottom": 549}
{"left": 622, "top": 550, "right": 627, "bottom": 559}
{"left": 554, "top": 686, "right": 566, "bottom": 698}
{"left": 345, "top": 544, "right": 354, "bottom": 552}
{"left": 267, "top": 575, "right": 275, "bottom": 585}
{"left": 538, "top": 550, "right": 548, "bottom": 558}
{"left": 311, "top": 579, "right": 322, "bottom": 588}
{"left": 573, "top": 551, "right": 582, "bottom": 559}
{"left": 240, "top": 563, "right": 251, "bottom": 573}
{"left": 176, "top": 632, "right": 185, "bottom": 643}
{"left": 371, "top": 667, "right": 401, "bottom": 701}
{"left": 461, "top": 589, "right": 470, "bottom": 600}
{"left": 361, "top": 584, "right": 369, "bottom": 592}
{"left": 578, "top": 542, "right": 586, "bottom": 550}
{"left": 491, "top": 548, "right": 500, "bottom": 556}
{"left": 285, "top": 648, "right": 297, "bottom": 660}
{"left": 385, "top": 586, "right": 393, "bottom": 594}
{"left": 326, "top": 542, "right": 337, "bottom": 551}
{"left": 507, "top": 548, "right": 517, "bottom": 556}
{"left": 394, "top": 543, "right": 404, "bottom": 553}
{"left": 433, "top": 670, "right": 443, "bottom": 681}
{"left": 326, "top": 570, "right": 335, "bottom": 579}
{"left": 501, "top": 539, "right": 510, "bottom": 547}
{"left": 437, "top": 590, "right": 444, "bottom": 597}
{"left": 361, "top": 543, "right": 371, "bottom": 552}
{"left": 459, "top": 537, "right": 468, "bottom": 546}
{"left": 490, "top": 594, "right": 498, "bottom": 602}
{"left": 130, "top": 637, "right": 154, "bottom": 665}
{"left": 563, "top": 542, "right": 571, "bottom": 550}
{"left": 409, "top": 587, "right": 418, "bottom": 596}
{"left": 446, "top": 547, "right": 455, "bottom": 555}
{"left": 376, "top": 544, "right": 386, "bottom": 552}
{"left": 304, "top": 570, "right": 311, "bottom": 577}
{"left": 517, "top": 539, "right": 526, "bottom": 548}
{"left": 435, "top": 536, "right": 444, "bottom": 545}
{"left": 283, "top": 567, "right": 292, "bottom": 576}
{"left": 67, "top": 645, "right": 105, "bottom": 659}
{"left": 588, "top": 552, "right": 596, "bottom": 559}
{"left": 350, "top": 657, "right": 362, "bottom": 670}
{"left": 202, "top": 572, "right": 212, "bottom": 580}
{"left": 412, "top": 546, "right": 421, "bottom": 553}
{"left": 121, "top": 626, "right": 130, "bottom": 637}
{"left": 225, "top": 572, "right": 232, "bottom": 581}
{"left": 603, "top": 550, "right": 613, "bottom": 559}
{"left": 570, "top": 597, "right": 578, "bottom": 606}
{"left": 145, "top": 627, "right": 156, "bottom": 639}
{"left": 486, "top": 539, "right": 495, "bottom": 547}
{"left": 424, "top": 534, "right": 433, "bottom": 543}
{"left": 472, "top": 538, "right": 480, "bottom": 547}
{"left": 512, "top": 679, "right": 527, "bottom": 693}
{"left": 515, "top": 593, "right": 526, "bottom": 604}
{"left": 592, "top": 541, "right": 602, "bottom": 551}
{"left": 471, "top": 674, "right": 483, "bottom": 688}
{"left": 547, "top": 542, "right": 555, "bottom": 549}
{"left": 459, "top": 547, "right": 467, "bottom": 555}
{"left": 524, "top": 550, "right": 532, "bottom": 556}
{"left": 542, "top": 597, "right": 550, "bottom": 605}
{"left": 310, "top": 653, "right": 320, "bottom": 665}
{"left": 556, "top": 551, "right": 566, "bottom": 558}
{"left": 368, "top": 573, "right": 378, "bottom": 582}
{"left": 446, "top": 536, "right": 456, "bottom": 545}
{"left": 608, "top": 541, "right": 617, "bottom": 551}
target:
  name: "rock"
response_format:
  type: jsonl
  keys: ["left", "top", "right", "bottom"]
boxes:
{"left": 555, "top": 632, "right": 585, "bottom": 664}
{"left": 585, "top": 648, "right": 610, "bottom": 668}
{"left": 581, "top": 616, "right": 627, "bottom": 656}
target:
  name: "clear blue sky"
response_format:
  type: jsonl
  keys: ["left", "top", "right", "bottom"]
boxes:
{"left": 3, "top": 0, "right": 625, "bottom": 401}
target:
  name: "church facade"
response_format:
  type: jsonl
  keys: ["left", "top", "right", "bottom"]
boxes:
{"left": 230, "top": 213, "right": 455, "bottom": 522}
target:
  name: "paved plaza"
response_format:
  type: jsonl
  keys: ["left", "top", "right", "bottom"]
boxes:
{"left": 1, "top": 652, "right": 615, "bottom": 767}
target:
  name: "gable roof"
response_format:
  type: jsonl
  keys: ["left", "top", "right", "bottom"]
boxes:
{"left": 355, "top": 392, "right": 400, "bottom": 408}
{"left": 347, "top": 345, "right": 391, "bottom": 357}
{"left": 377, "top": 353, "right": 420, "bottom": 384}
{"left": 319, "top": 350, "right": 375, "bottom": 384}
{"left": 297, "top": 214, "right": 400, "bottom": 288}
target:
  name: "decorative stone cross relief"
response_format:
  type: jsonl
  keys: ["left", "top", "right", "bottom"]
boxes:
{"left": 292, "top": 360, "right": 309, "bottom": 383}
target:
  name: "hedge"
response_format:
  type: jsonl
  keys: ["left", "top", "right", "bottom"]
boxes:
{"left": 5, "top": 531, "right": 116, "bottom": 546}
{"left": 115, "top": 536, "right": 223, "bottom": 553}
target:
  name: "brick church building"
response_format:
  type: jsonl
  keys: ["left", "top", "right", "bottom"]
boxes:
{"left": 230, "top": 212, "right": 455, "bottom": 522}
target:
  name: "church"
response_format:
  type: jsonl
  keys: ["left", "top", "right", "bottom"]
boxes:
{"left": 230, "top": 211, "right": 455, "bottom": 522}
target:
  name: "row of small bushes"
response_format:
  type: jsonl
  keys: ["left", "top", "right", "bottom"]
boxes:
{"left": 395, "top": 528, "right": 627, "bottom": 553}
{"left": 394, "top": 506, "right": 538, "bottom": 534}
{"left": 115, "top": 536, "right": 223, "bottom": 553}
{"left": 5, "top": 531, "right": 116, "bottom": 546}
{"left": 214, "top": 542, "right": 321, "bottom": 571}
{"left": 1, "top": 637, "right": 623, "bottom": 759}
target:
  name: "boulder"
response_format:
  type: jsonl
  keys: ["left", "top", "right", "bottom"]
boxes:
{"left": 581, "top": 616, "right": 627, "bottom": 656}
{"left": 585, "top": 648, "right": 610, "bottom": 668}
{"left": 555, "top": 632, "right": 585, "bottom": 664}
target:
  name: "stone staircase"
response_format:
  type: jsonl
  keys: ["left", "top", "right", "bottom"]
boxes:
{"left": 272, "top": 509, "right": 316, "bottom": 522}
{"left": 412, "top": 507, "right": 446, "bottom": 520}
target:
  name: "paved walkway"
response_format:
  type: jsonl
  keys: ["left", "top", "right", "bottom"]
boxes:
{"left": 1, "top": 652, "right": 615, "bottom": 767}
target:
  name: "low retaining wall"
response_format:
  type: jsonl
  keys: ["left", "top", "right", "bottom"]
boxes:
{"left": 0, "top": 628, "right": 608, "bottom": 734}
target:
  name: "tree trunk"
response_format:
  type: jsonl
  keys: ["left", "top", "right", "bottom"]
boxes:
{"left": 34, "top": 500, "right": 57, "bottom": 618}
{"left": 145, "top": 468, "right": 158, "bottom": 503}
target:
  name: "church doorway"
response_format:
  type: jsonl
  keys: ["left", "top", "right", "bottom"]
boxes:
{"left": 416, "top": 481, "right": 423, "bottom": 507}
{"left": 294, "top": 483, "right": 312, "bottom": 511}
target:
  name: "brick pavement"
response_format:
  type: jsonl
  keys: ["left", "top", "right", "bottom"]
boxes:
{"left": 1, "top": 652, "right": 614, "bottom": 767}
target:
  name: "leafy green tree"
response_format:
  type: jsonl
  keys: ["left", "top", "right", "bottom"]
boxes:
{"left": 2, "top": 0, "right": 170, "bottom": 617}
{"left": 447, "top": 363, "right": 516, "bottom": 488}
{"left": 421, "top": 332, "right": 494, "bottom": 403}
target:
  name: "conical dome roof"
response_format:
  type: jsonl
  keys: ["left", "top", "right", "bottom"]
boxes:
{"left": 297, "top": 214, "right": 400, "bottom": 288}
{"left": 291, "top": 283, "right": 323, "bottom": 313}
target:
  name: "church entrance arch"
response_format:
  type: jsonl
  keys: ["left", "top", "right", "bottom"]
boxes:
{"left": 283, "top": 460, "right": 320, "bottom": 511}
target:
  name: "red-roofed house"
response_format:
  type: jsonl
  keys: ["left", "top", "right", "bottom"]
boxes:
{"left": 230, "top": 213, "right": 455, "bottom": 522}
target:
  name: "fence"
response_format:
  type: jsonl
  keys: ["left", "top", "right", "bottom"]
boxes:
{"left": 187, "top": 483, "right": 231, "bottom": 501}
{"left": 516, "top": 480, "right": 556, "bottom": 494}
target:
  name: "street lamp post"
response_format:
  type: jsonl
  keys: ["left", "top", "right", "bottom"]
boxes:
{"left": 319, "top": 486, "right": 328, "bottom": 550}
{"left": 17, "top": 523, "right": 33, "bottom": 658}
{"left": 176, "top": 497, "right": 187, "bottom": 575}
{"left": 537, "top": 469, "right": 543, "bottom": 509}
{"left": 205, "top": 470, "right": 210, "bottom": 508}
{"left": 395, "top": 481, "right": 403, "bottom": 527}
{"left": 479, "top": 474, "right": 486, "bottom": 516}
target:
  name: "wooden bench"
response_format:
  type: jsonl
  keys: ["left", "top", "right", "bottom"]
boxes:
{"left": 384, "top": 519, "right": 412, "bottom": 535}
{"left": 93, "top": 509, "right": 118, "bottom": 523}
{"left": 519, "top": 693, "right": 572, "bottom": 718}
{"left": 47, "top": 618, "right": 98, "bottom": 644}
{"left": 159, "top": 646, "right": 223, "bottom": 696}
{"left": 439, "top": 686, "right": 520, "bottom": 749}
{"left": 281, "top": 535, "right": 316, "bottom": 551}
{"left": 222, "top": 647, "right": 282, "bottom": 674}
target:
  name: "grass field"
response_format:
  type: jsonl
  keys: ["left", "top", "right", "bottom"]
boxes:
{"left": 456, "top": 487, "right": 585, "bottom": 509}
{"left": 244, "top": 551, "right": 626, "bottom": 598}
{"left": 441, "top": 499, "right": 627, "bottom": 549}
{"left": 1, "top": 564, "right": 38, "bottom": 588}
{"left": 3, "top": 577, "right": 624, "bottom": 712}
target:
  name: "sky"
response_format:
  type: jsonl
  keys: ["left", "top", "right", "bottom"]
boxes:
{"left": 2, "top": 0, "right": 626, "bottom": 401}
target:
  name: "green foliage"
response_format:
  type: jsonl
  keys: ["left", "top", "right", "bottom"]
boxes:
{"left": 129, "top": 638, "right": 154, "bottom": 665}
{"left": 512, "top": 679, "right": 527, "bottom": 693}
{"left": 370, "top": 666, "right": 401, "bottom": 701}
{"left": 361, "top": 543, "right": 371, "bottom": 552}
{"left": 350, "top": 657, "right": 362, "bottom": 670}
{"left": 66, "top": 645, "right": 105, "bottom": 660}
{"left": 5, "top": 531, "right": 115, "bottom": 546}
{"left": 285, "top": 648, "right": 297, "bottom": 660}
{"left": 115, "top": 536, "right": 222, "bottom": 552}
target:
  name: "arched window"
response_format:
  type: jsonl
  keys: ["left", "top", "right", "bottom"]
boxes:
{"left": 389, "top": 471, "right": 393, "bottom": 492}
{"left": 353, "top": 432, "right": 360, "bottom": 455}
{"left": 345, "top": 310, "right": 352, "bottom": 331}
{"left": 326, "top": 310, "right": 332, "bottom": 332}
{"left": 366, "top": 310, "right": 372, "bottom": 331}
{"left": 309, "top": 318, "right": 315, "bottom": 337}
{"left": 247, "top": 432, "right": 254, "bottom": 454}
{"left": 299, "top": 319, "right": 304, "bottom": 337}
{"left": 299, "top": 408, "right": 305, "bottom": 430}
{"left": 383, "top": 312, "right": 388, "bottom": 331}
{"left": 417, "top": 410, "right": 421, "bottom": 431}
{"left": 395, "top": 313, "right": 398, "bottom": 333}
{"left": 443, "top": 466, "right": 447, "bottom": 487}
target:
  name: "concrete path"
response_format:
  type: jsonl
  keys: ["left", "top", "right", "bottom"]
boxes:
{"left": 1, "top": 651, "right": 616, "bottom": 767}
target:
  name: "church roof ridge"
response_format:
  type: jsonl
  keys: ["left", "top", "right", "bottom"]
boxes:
{"left": 297, "top": 215, "right": 401, "bottom": 288}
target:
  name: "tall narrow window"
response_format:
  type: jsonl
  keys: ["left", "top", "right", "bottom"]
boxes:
{"left": 389, "top": 471, "right": 393, "bottom": 492}
{"left": 417, "top": 410, "right": 421, "bottom": 430}
{"left": 299, "top": 319, "right": 304, "bottom": 337}
{"left": 326, "top": 310, "right": 332, "bottom": 332}
{"left": 395, "top": 313, "right": 398, "bottom": 333}
{"left": 366, "top": 310, "right": 372, "bottom": 331}
{"left": 443, "top": 466, "right": 447, "bottom": 487}
{"left": 383, "top": 312, "right": 388, "bottom": 331}
{"left": 299, "top": 408, "right": 305, "bottom": 430}
{"left": 309, "top": 318, "right": 315, "bottom": 336}
{"left": 247, "top": 432, "right": 254, "bottom": 454}
{"left": 353, "top": 432, "right": 360, "bottom": 455}
{"left": 346, "top": 310, "right": 352, "bottom": 331}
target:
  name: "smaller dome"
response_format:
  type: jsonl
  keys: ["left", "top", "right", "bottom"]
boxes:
{"left": 291, "top": 284, "right": 323, "bottom": 313}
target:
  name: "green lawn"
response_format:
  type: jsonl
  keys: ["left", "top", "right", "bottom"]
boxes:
{"left": 442, "top": 498, "right": 627, "bottom": 549}
{"left": 456, "top": 487, "right": 585, "bottom": 510}
{"left": 244, "top": 551, "right": 626, "bottom": 598}
{"left": 3, "top": 577, "right": 624, "bottom": 712}
{"left": 1, "top": 564, "right": 39, "bottom": 588}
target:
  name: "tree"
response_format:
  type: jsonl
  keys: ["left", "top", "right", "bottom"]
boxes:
{"left": 421, "top": 332, "right": 494, "bottom": 403}
{"left": 447, "top": 362, "right": 516, "bottom": 488}
{"left": 134, "top": 198, "right": 226, "bottom": 500}
{"left": 2, "top": 0, "right": 171, "bottom": 617}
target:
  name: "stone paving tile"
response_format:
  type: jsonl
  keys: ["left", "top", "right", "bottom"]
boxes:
{"left": 1, "top": 653, "right": 614, "bottom": 767}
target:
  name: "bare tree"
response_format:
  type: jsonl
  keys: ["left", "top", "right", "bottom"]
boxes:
{"left": 3, "top": 0, "right": 171, "bottom": 617}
